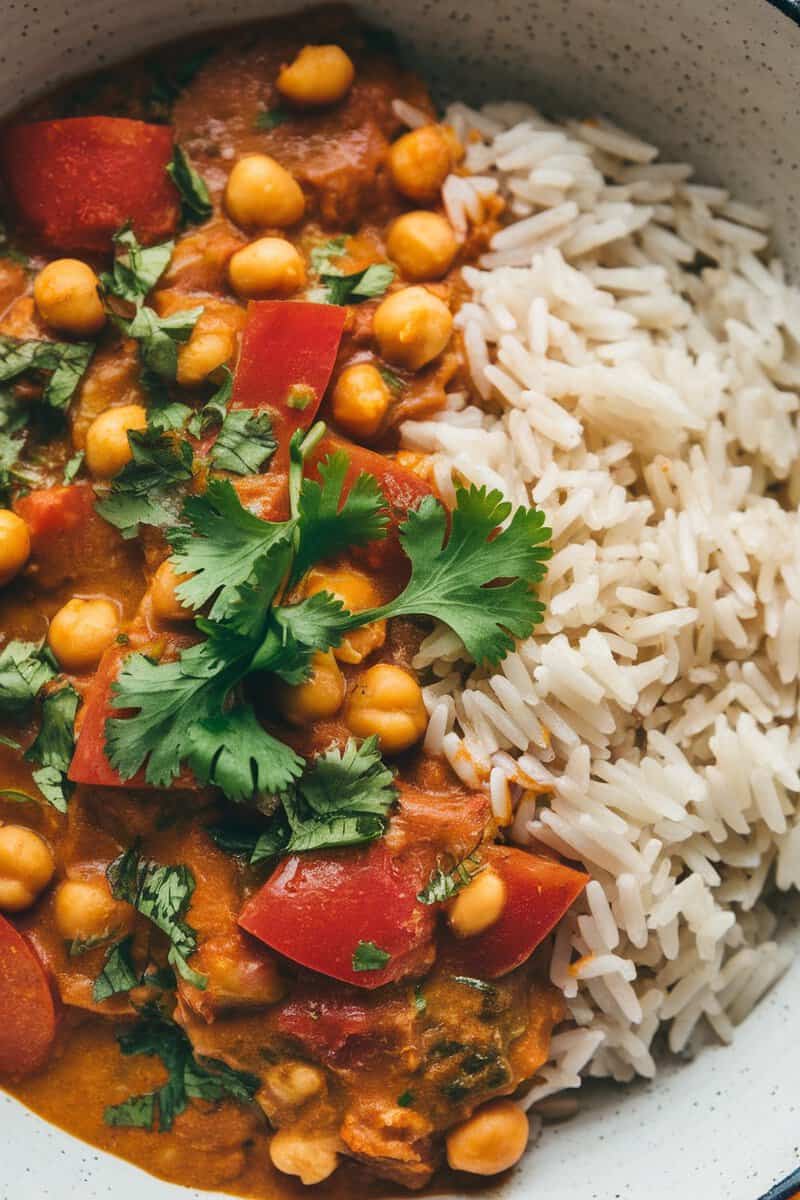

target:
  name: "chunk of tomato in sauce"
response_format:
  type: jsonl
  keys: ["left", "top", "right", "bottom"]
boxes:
{"left": 0, "top": 913, "right": 59, "bottom": 1078}
{"left": 239, "top": 841, "right": 436, "bottom": 990}
{"left": 0, "top": 117, "right": 180, "bottom": 253}
{"left": 442, "top": 845, "right": 589, "bottom": 980}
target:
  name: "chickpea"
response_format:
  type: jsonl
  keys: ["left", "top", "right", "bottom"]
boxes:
{"left": 0, "top": 826, "right": 55, "bottom": 913}
{"left": 305, "top": 567, "right": 386, "bottom": 665}
{"left": 0, "top": 510, "right": 30, "bottom": 587}
{"left": 228, "top": 237, "right": 306, "bottom": 299}
{"left": 278, "top": 650, "right": 345, "bottom": 726}
{"left": 270, "top": 1129, "right": 339, "bottom": 1185}
{"left": 446, "top": 1099, "right": 529, "bottom": 1175}
{"left": 33, "top": 258, "right": 105, "bottom": 337}
{"left": 150, "top": 560, "right": 194, "bottom": 622}
{"left": 265, "top": 1061, "right": 326, "bottom": 1107}
{"left": 373, "top": 286, "right": 453, "bottom": 370}
{"left": 177, "top": 326, "right": 236, "bottom": 387}
{"left": 331, "top": 363, "right": 391, "bottom": 440}
{"left": 54, "top": 877, "right": 134, "bottom": 943}
{"left": 224, "top": 154, "right": 305, "bottom": 230}
{"left": 344, "top": 663, "right": 427, "bottom": 754}
{"left": 387, "top": 211, "right": 458, "bottom": 282}
{"left": 448, "top": 866, "right": 507, "bottom": 938}
{"left": 276, "top": 45, "right": 355, "bottom": 108}
{"left": 48, "top": 597, "right": 119, "bottom": 672}
{"left": 84, "top": 403, "right": 147, "bottom": 480}
{"left": 388, "top": 125, "right": 453, "bottom": 202}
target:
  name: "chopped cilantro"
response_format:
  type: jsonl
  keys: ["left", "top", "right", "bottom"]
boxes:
{"left": 106, "top": 847, "right": 206, "bottom": 988}
{"left": 352, "top": 940, "right": 391, "bottom": 972}
{"left": 0, "top": 641, "right": 57, "bottom": 715}
{"left": 186, "top": 366, "right": 234, "bottom": 437}
{"left": 254, "top": 107, "right": 290, "bottom": 131}
{"left": 211, "top": 409, "right": 276, "bottom": 475}
{"left": 413, "top": 984, "right": 427, "bottom": 1014}
{"left": 104, "top": 1007, "right": 258, "bottom": 1132}
{"left": 92, "top": 936, "right": 139, "bottom": 1002}
{"left": 185, "top": 705, "right": 303, "bottom": 807}
{"left": 397, "top": 1090, "right": 415, "bottom": 1107}
{"left": 378, "top": 364, "right": 405, "bottom": 394}
{"left": 0, "top": 334, "right": 94, "bottom": 411}
{"left": 452, "top": 976, "right": 498, "bottom": 995}
{"left": 99, "top": 226, "right": 174, "bottom": 304}
{"left": 309, "top": 237, "right": 347, "bottom": 275}
{"left": 167, "top": 145, "right": 213, "bottom": 225}
{"left": 290, "top": 449, "right": 389, "bottom": 586}
{"left": 24, "top": 683, "right": 79, "bottom": 812}
{"left": 62, "top": 450, "right": 84, "bottom": 484}
{"left": 343, "top": 485, "right": 552, "bottom": 666}
{"left": 168, "top": 479, "right": 295, "bottom": 622}
{"left": 417, "top": 851, "right": 485, "bottom": 905}
{"left": 122, "top": 303, "right": 203, "bottom": 381}
{"left": 314, "top": 262, "right": 395, "bottom": 306}
{"left": 95, "top": 428, "right": 195, "bottom": 539}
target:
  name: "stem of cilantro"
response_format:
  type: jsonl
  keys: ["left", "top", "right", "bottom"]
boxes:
{"left": 288, "top": 420, "right": 327, "bottom": 523}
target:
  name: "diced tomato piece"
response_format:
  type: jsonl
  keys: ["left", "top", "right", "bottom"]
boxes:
{"left": 15, "top": 481, "right": 94, "bottom": 541}
{"left": 442, "top": 845, "right": 588, "bottom": 979}
{"left": 239, "top": 841, "right": 436, "bottom": 989}
{"left": 277, "top": 992, "right": 375, "bottom": 1054}
{"left": 230, "top": 301, "right": 346, "bottom": 465}
{"left": 0, "top": 913, "right": 58, "bottom": 1078}
{"left": 0, "top": 117, "right": 180, "bottom": 254}
{"left": 68, "top": 640, "right": 196, "bottom": 789}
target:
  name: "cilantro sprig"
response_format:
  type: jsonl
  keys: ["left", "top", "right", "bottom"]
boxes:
{"left": 104, "top": 1007, "right": 259, "bottom": 1132}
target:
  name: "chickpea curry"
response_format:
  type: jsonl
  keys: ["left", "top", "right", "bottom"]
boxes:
{"left": 0, "top": 9, "right": 588, "bottom": 1196}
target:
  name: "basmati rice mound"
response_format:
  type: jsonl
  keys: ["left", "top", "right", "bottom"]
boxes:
{"left": 398, "top": 101, "right": 800, "bottom": 1101}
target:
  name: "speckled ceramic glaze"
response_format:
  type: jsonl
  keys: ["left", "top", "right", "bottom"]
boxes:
{"left": 1, "top": 3, "right": 800, "bottom": 1199}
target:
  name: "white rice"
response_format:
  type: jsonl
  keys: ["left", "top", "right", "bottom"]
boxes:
{"left": 399, "top": 101, "right": 800, "bottom": 1099}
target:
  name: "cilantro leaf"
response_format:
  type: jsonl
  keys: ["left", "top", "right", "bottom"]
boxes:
{"left": 123, "top": 304, "right": 203, "bottom": 380}
{"left": 315, "top": 263, "right": 395, "bottom": 306}
{"left": 24, "top": 683, "right": 79, "bottom": 812}
{"left": 0, "top": 641, "right": 57, "bottom": 715}
{"left": 297, "top": 735, "right": 396, "bottom": 819}
{"left": 352, "top": 940, "right": 391, "bottom": 972}
{"left": 92, "top": 936, "right": 139, "bottom": 1002}
{"left": 105, "top": 1009, "right": 259, "bottom": 1132}
{"left": 291, "top": 450, "right": 389, "bottom": 585}
{"left": 186, "top": 367, "right": 234, "bottom": 437}
{"left": 167, "top": 146, "right": 213, "bottom": 225}
{"left": 99, "top": 227, "right": 174, "bottom": 304}
{"left": 378, "top": 364, "right": 404, "bottom": 395}
{"left": 105, "top": 636, "right": 246, "bottom": 787}
{"left": 107, "top": 848, "right": 206, "bottom": 989}
{"left": 347, "top": 485, "right": 552, "bottom": 666}
{"left": 252, "top": 592, "right": 354, "bottom": 683}
{"left": 185, "top": 705, "right": 304, "bottom": 806}
{"left": 0, "top": 334, "right": 94, "bottom": 411}
{"left": 254, "top": 107, "right": 290, "bottom": 131}
{"left": 309, "top": 237, "right": 347, "bottom": 274}
{"left": 168, "top": 479, "right": 295, "bottom": 621}
{"left": 95, "top": 429, "right": 195, "bottom": 539}
{"left": 62, "top": 450, "right": 84, "bottom": 484}
{"left": 211, "top": 409, "right": 276, "bottom": 475}
{"left": 417, "top": 851, "right": 485, "bottom": 905}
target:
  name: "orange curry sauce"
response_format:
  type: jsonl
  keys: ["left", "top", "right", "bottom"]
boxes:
{"left": 0, "top": 8, "right": 584, "bottom": 1197}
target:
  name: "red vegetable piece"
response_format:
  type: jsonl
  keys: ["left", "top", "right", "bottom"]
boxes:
{"left": 239, "top": 841, "right": 436, "bottom": 989}
{"left": 15, "top": 481, "right": 94, "bottom": 542}
{"left": 277, "top": 993, "right": 375, "bottom": 1055}
{"left": 0, "top": 117, "right": 179, "bottom": 253}
{"left": 68, "top": 639, "right": 196, "bottom": 789}
{"left": 0, "top": 913, "right": 58, "bottom": 1078}
{"left": 230, "top": 300, "right": 346, "bottom": 465}
{"left": 443, "top": 845, "right": 588, "bottom": 979}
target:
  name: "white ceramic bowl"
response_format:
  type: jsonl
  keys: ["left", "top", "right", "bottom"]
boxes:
{"left": 2, "top": 3, "right": 800, "bottom": 1198}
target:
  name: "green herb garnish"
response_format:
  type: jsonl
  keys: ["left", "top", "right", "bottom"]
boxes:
{"left": 167, "top": 146, "right": 213, "bottom": 225}
{"left": 92, "top": 936, "right": 139, "bottom": 1002}
{"left": 352, "top": 940, "right": 391, "bottom": 972}
{"left": 24, "top": 682, "right": 79, "bottom": 812}
{"left": 100, "top": 227, "right": 174, "bottom": 304}
{"left": 95, "top": 428, "right": 195, "bottom": 539}
{"left": 314, "top": 263, "right": 395, "bottom": 306}
{"left": 417, "top": 851, "right": 485, "bottom": 905}
{"left": 0, "top": 335, "right": 94, "bottom": 411}
{"left": 254, "top": 108, "right": 290, "bottom": 131}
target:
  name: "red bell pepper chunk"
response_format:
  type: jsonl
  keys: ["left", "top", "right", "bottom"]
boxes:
{"left": 239, "top": 841, "right": 436, "bottom": 989}
{"left": 442, "top": 845, "right": 589, "bottom": 979}
{"left": 0, "top": 117, "right": 180, "bottom": 253}
{"left": 230, "top": 300, "right": 346, "bottom": 464}
{"left": 0, "top": 914, "right": 59, "bottom": 1078}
